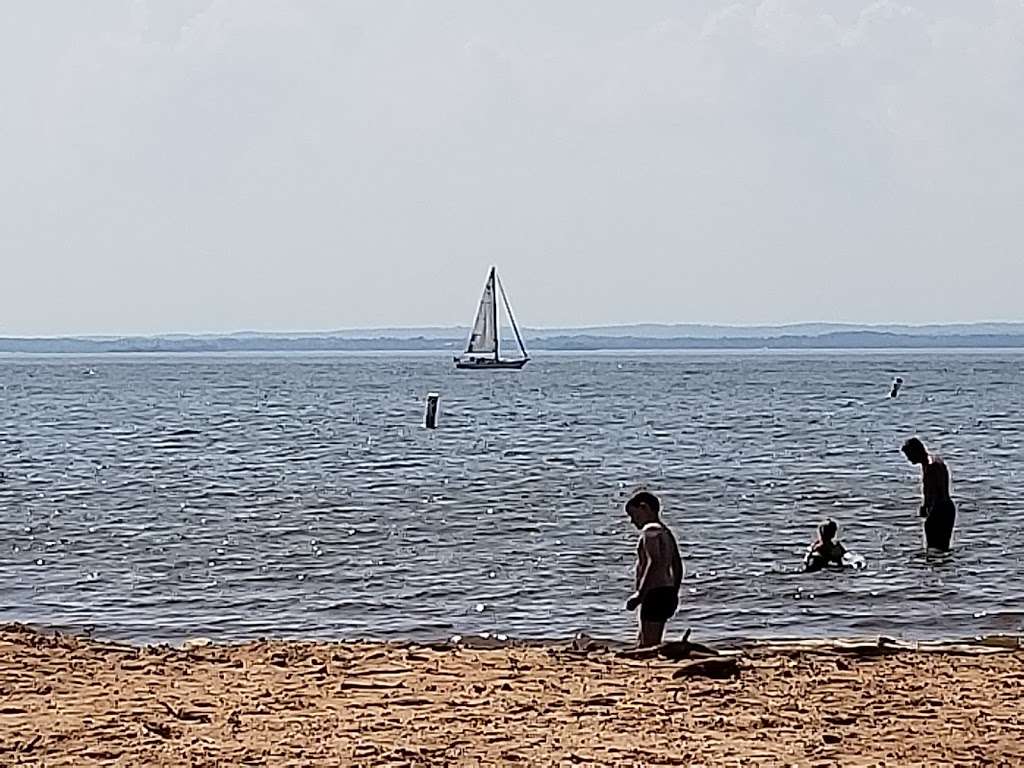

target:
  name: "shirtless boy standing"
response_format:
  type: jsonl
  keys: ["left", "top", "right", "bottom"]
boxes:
{"left": 624, "top": 491, "right": 683, "bottom": 648}
{"left": 901, "top": 437, "right": 957, "bottom": 551}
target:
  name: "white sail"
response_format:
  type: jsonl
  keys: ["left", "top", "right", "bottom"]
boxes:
{"left": 496, "top": 272, "right": 528, "bottom": 359}
{"left": 465, "top": 269, "right": 498, "bottom": 355}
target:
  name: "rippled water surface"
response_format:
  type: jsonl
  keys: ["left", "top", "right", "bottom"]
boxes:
{"left": 1, "top": 351, "right": 1022, "bottom": 644}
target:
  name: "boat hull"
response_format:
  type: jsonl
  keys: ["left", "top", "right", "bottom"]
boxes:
{"left": 454, "top": 357, "right": 528, "bottom": 370}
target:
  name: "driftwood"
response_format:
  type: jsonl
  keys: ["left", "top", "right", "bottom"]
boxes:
{"left": 617, "top": 629, "right": 720, "bottom": 661}
{"left": 613, "top": 629, "right": 742, "bottom": 680}
{"left": 671, "top": 656, "right": 740, "bottom": 680}
{"left": 767, "top": 636, "right": 903, "bottom": 660}
{"left": 159, "top": 701, "right": 212, "bottom": 724}
{"left": 831, "top": 637, "right": 904, "bottom": 658}
{"left": 142, "top": 720, "right": 173, "bottom": 739}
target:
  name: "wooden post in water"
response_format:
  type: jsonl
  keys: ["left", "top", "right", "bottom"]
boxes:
{"left": 425, "top": 392, "right": 440, "bottom": 429}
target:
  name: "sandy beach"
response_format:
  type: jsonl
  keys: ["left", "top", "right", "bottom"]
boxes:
{"left": 1, "top": 625, "right": 1021, "bottom": 767}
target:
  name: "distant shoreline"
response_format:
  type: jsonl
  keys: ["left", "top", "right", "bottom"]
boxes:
{"left": 2, "top": 329, "right": 1024, "bottom": 353}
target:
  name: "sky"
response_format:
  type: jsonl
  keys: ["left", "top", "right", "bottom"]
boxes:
{"left": 2, "top": 1, "right": 1023, "bottom": 335}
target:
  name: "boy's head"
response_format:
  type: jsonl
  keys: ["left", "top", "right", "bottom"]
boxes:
{"left": 901, "top": 437, "right": 927, "bottom": 465}
{"left": 625, "top": 491, "right": 660, "bottom": 529}
{"left": 818, "top": 519, "right": 838, "bottom": 543}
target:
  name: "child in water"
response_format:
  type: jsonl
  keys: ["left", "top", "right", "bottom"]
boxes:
{"left": 804, "top": 519, "right": 848, "bottom": 572}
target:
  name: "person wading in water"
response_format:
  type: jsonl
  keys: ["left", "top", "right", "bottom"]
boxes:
{"left": 901, "top": 437, "right": 956, "bottom": 551}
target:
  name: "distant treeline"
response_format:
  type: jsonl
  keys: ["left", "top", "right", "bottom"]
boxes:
{"left": 538, "top": 332, "right": 1024, "bottom": 350}
{"left": 2, "top": 331, "right": 1024, "bottom": 353}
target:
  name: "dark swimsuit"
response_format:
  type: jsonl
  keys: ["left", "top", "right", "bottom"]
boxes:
{"left": 924, "top": 499, "right": 956, "bottom": 551}
{"left": 640, "top": 586, "right": 678, "bottom": 623}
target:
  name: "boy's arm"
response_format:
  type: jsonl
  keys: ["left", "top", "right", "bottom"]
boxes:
{"left": 628, "top": 533, "right": 657, "bottom": 603}
{"left": 625, "top": 536, "right": 647, "bottom": 610}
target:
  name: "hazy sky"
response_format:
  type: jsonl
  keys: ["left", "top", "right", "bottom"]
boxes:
{"left": 2, "top": 2, "right": 1023, "bottom": 335}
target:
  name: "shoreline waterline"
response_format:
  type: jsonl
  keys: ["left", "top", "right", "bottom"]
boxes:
{"left": 4, "top": 621, "right": 1021, "bottom": 653}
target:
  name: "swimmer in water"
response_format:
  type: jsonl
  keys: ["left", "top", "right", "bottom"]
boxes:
{"left": 624, "top": 491, "right": 683, "bottom": 648}
{"left": 804, "top": 518, "right": 847, "bottom": 572}
{"left": 901, "top": 437, "right": 956, "bottom": 551}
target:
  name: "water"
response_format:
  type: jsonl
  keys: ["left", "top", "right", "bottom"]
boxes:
{"left": 1, "top": 351, "right": 1022, "bottom": 645}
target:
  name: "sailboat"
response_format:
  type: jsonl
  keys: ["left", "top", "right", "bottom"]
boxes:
{"left": 454, "top": 266, "right": 529, "bottom": 370}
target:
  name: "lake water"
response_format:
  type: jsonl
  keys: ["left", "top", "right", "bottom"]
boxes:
{"left": 1, "top": 351, "right": 1021, "bottom": 645}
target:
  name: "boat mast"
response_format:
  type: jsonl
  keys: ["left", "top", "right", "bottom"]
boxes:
{"left": 490, "top": 267, "right": 499, "bottom": 362}
{"left": 496, "top": 271, "right": 528, "bottom": 359}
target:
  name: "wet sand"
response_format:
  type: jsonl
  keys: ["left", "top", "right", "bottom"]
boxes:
{"left": 1, "top": 625, "right": 1022, "bottom": 767}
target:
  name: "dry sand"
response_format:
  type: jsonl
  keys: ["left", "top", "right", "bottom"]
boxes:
{"left": 1, "top": 625, "right": 1022, "bottom": 767}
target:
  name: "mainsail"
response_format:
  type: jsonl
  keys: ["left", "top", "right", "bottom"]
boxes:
{"left": 466, "top": 268, "right": 498, "bottom": 356}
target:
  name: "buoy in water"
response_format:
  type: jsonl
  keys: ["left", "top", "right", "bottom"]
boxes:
{"left": 425, "top": 392, "right": 440, "bottom": 429}
{"left": 890, "top": 377, "right": 904, "bottom": 398}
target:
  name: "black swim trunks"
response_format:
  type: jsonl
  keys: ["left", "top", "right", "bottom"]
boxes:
{"left": 640, "top": 586, "right": 678, "bottom": 623}
{"left": 924, "top": 500, "right": 956, "bottom": 551}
